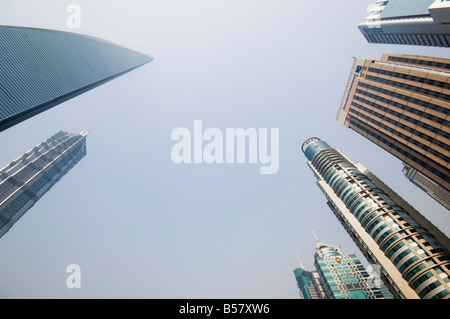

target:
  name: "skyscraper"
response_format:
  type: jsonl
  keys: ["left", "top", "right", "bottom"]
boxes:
{"left": 294, "top": 238, "right": 393, "bottom": 299}
{"left": 359, "top": 0, "right": 450, "bottom": 47}
{"left": 337, "top": 53, "right": 450, "bottom": 193}
{"left": 0, "top": 131, "right": 87, "bottom": 238}
{"left": 293, "top": 268, "right": 322, "bottom": 299}
{"left": 302, "top": 137, "right": 450, "bottom": 299}
{"left": 403, "top": 164, "right": 450, "bottom": 211}
{"left": 0, "top": 25, "right": 152, "bottom": 132}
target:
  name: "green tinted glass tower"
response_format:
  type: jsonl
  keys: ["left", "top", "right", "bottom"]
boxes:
{"left": 293, "top": 268, "right": 321, "bottom": 299}
{"left": 315, "top": 240, "right": 394, "bottom": 299}
{"left": 302, "top": 137, "right": 450, "bottom": 299}
{"left": 0, "top": 25, "right": 152, "bottom": 132}
{"left": 294, "top": 239, "right": 392, "bottom": 299}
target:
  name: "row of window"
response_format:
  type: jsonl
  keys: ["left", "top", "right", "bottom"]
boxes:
{"left": 387, "top": 56, "right": 450, "bottom": 72}
{"left": 349, "top": 118, "right": 449, "bottom": 183}
{"left": 364, "top": 32, "right": 450, "bottom": 48}
{"left": 358, "top": 81, "right": 449, "bottom": 118}
{"left": 351, "top": 98, "right": 449, "bottom": 151}
{"left": 368, "top": 66, "right": 450, "bottom": 91}
{"left": 356, "top": 84, "right": 449, "bottom": 127}
{"left": 349, "top": 106, "right": 450, "bottom": 164}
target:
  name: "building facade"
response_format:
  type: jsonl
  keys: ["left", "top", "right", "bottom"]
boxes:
{"left": 302, "top": 137, "right": 450, "bottom": 299}
{"left": 403, "top": 164, "right": 450, "bottom": 211}
{"left": 359, "top": 0, "right": 450, "bottom": 47}
{"left": 337, "top": 53, "right": 450, "bottom": 193}
{"left": 0, "top": 131, "right": 87, "bottom": 238}
{"left": 293, "top": 268, "right": 322, "bottom": 299}
{"left": 294, "top": 239, "right": 393, "bottom": 299}
{"left": 0, "top": 25, "right": 152, "bottom": 132}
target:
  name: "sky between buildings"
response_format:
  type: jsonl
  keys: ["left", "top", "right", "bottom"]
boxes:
{"left": 0, "top": 0, "right": 449, "bottom": 298}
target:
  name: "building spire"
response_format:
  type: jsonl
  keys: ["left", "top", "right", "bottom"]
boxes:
{"left": 312, "top": 231, "right": 319, "bottom": 243}
{"left": 296, "top": 251, "right": 305, "bottom": 269}
{"left": 81, "top": 129, "right": 90, "bottom": 137}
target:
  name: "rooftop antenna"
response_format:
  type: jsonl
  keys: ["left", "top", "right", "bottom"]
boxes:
{"left": 312, "top": 231, "right": 320, "bottom": 243}
{"left": 296, "top": 251, "right": 305, "bottom": 269}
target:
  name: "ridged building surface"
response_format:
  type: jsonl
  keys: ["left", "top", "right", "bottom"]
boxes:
{"left": 0, "top": 25, "right": 152, "bottom": 132}
{"left": 0, "top": 131, "right": 87, "bottom": 238}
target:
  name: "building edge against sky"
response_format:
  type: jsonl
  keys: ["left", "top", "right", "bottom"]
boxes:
{"left": 336, "top": 53, "right": 450, "bottom": 200}
{"left": 0, "top": 25, "right": 152, "bottom": 132}
{"left": 302, "top": 137, "right": 450, "bottom": 299}
{"left": 358, "top": 0, "right": 450, "bottom": 47}
{"left": 0, "top": 131, "right": 87, "bottom": 239}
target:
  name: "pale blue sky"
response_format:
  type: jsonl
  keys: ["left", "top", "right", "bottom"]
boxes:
{"left": 0, "top": 0, "right": 449, "bottom": 298}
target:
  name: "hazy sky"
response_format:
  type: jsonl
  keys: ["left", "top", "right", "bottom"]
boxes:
{"left": 0, "top": 0, "right": 449, "bottom": 298}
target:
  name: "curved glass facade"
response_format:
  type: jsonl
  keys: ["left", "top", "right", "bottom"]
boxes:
{"left": 303, "top": 138, "right": 450, "bottom": 299}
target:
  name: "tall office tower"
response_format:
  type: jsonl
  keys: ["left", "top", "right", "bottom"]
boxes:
{"left": 302, "top": 137, "right": 450, "bottom": 299}
{"left": 0, "top": 131, "right": 87, "bottom": 238}
{"left": 293, "top": 239, "right": 392, "bottom": 299}
{"left": 403, "top": 164, "right": 450, "bottom": 211}
{"left": 293, "top": 268, "right": 322, "bottom": 299}
{"left": 337, "top": 53, "right": 450, "bottom": 194}
{"left": 0, "top": 25, "right": 152, "bottom": 132}
{"left": 359, "top": 0, "right": 450, "bottom": 47}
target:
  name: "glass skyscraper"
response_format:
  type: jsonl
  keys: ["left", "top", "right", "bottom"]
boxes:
{"left": 0, "top": 131, "right": 87, "bottom": 238}
{"left": 0, "top": 25, "right": 152, "bottom": 132}
{"left": 359, "top": 0, "right": 450, "bottom": 47}
{"left": 293, "top": 268, "right": 321, "bottom": 299}
{"left": 302, "top": 137, "right": 450, "bottom": 299}
{"left": 294, "top": 239, "right": 393, "bottom": 299}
